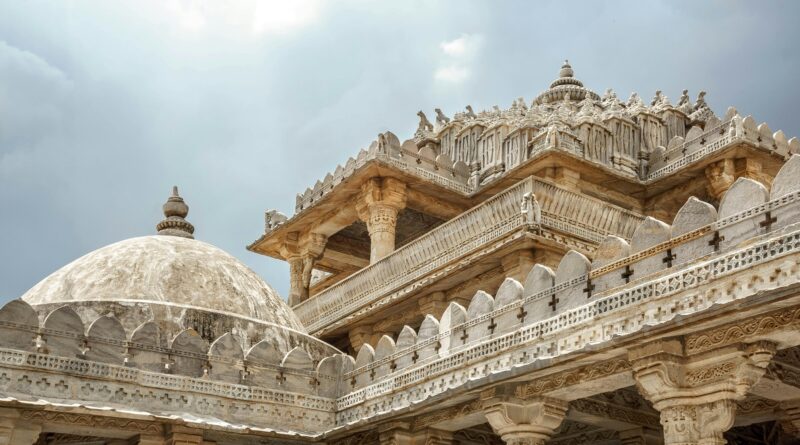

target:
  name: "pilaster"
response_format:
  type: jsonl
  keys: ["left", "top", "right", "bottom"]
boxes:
{"left": 483, "top": 396, "right": 568, "bottom": 445}
{"left": 705, "top": 158, "right": 735, "bottom": 201}
{"left": 349, "top": 325, "right": 373, "bottom": 352}
{"left": 164, "top": 425, "right": 213, "bottom": 445}
{"left": 419, "top": 292, "right": 448, "bottom": 318}
{"left": 0, "top": 408, "right": 41, "bottom": 445}
{"left": 630, "top": 339, "right": 775, "bottom": 445}
{"left": 135, "top": 435, "right": 167, "bottom": 445}
{"left": 378, "top": 422, "right": 414, "bottom": 445}
{"left": 356, "top": 177, "right": 407, "bottom": 263}
{"left": 501, "top": 250, "right": 536, "bottom": 283}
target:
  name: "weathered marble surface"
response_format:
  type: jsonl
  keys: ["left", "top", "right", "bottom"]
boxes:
{"left": 22, "top": 235, "right": 304, "bottom": 332}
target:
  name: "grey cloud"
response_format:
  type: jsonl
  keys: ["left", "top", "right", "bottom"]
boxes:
{"left": 1, "top": 0, "right": 799, "bottom": 302}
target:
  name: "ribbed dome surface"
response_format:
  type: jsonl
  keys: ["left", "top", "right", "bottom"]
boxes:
{"left": 22, "top": 235, "right": 304, "bottom": 332}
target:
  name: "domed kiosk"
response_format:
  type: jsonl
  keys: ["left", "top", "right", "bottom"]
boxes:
{"left": 20, "top": 187, "right": 328, "bottom": 357}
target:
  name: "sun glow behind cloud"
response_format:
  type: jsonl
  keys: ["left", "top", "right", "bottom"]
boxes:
{"left": 435, "top": 33, "right": 483, "bottom": 84}
{"left": 163, "top": 0, "right": 323, "bottom": 36}
{"left": 253, "top": 0, "right": 322, "bottom": 35}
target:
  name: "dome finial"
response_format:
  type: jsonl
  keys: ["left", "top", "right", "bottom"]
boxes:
{"left": 559, "top": 59, "right": 574, "bottom": 78}
{"left": 157, "top": 186, "right": 195, "bottom": 238}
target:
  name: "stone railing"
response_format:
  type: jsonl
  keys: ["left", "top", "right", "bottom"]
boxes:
{"left": 294, "top": 131, "right": 471, "bottom": 214}
{"left": 0, "top": 301, "right": 347, "bottom": 400}
{"left": 333, "top": 155, "right": 800, "bottom": 421}
{"left": 647, "top": 114, "right": 794, "bottom": 181}
{"left": 295, "top": 178, "right": 533, "bottom": 332}
{"left": 294, "top": 177, "right": 644, "bottom": 332}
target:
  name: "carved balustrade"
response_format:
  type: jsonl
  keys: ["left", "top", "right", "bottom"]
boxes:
{"left": 294, "top": 177, "right": 644, "bottom": 332}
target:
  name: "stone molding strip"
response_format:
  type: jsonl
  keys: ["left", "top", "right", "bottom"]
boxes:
{"left": 335, "top": 228, "right": 800, "bottom": 412}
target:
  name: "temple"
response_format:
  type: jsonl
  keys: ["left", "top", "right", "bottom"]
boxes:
{"left": 1, "top": 61, "right": 800, "bottom": 444}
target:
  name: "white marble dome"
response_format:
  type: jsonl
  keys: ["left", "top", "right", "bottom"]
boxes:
{"left": 21, "top": 187, "right": 304, "bottom": 335}
{"left": 21, "top": 235, "right": 305, "bottom": 332}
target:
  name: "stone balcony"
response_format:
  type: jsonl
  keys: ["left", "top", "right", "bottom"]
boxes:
{"left": 330, "top": 158, "right": 800, "bottom": 431}
{"left": 294, "top": 177, "right": 644, "bottom": 335}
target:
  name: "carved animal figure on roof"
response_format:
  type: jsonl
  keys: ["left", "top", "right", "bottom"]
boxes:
{"left": 416, "top": 111, "right": 434, "bottom": 132}
{"left": 435, "top": 108, "right": 451, "bottom": 126}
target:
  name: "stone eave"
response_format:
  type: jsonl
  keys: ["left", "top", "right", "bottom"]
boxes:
{"left": 247, "top": 157, "right": 472, "bottom": 260}
{"left": 472, "top": 148, "right": 645, "bottom": 205}
{"left": 0, "top": 399, "right": 327, "bottom": 441}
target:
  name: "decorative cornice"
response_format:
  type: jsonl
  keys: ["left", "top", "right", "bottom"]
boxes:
{"left": 514, "top": 358, "right": 631, "bottom": 399}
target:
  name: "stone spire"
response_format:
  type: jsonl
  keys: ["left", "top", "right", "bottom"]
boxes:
{"left": 533, "top": 59, "right": 600, "bottom": 105}
{"left": 156, "top": 186, "right": 195, "bottom": 239}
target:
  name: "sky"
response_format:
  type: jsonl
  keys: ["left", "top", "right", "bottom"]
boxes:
{"left": 1, "top": 0, "right": 799, "bottom": 303}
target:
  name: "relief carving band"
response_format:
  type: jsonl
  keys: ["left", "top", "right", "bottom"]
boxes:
{"left": 2, "top": 56, "right": 800, "bottom": 445}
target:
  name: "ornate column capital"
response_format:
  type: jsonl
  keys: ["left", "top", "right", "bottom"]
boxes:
{"left": 630, "top": 339, "right": 776, "bottom": 445}
{"left": 483, "top": 396, "right": 568, "bottom": 445}
{"left": 356, "top": 177, "right": 408, "bottom": 263}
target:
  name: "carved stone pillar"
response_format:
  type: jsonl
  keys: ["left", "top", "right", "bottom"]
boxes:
{"left": 284, "top": 232, "right": 327, "bottom": 306}
{"left": 0, "top": 409, "right": 41, "bottom": 445}
{"left": 357, "top": 177, "right": 407, "bottom": 263}
{"left": 705, "top": 158, "right": 735, "bottom": 201}
{"left": 630, "top": 339, "right": 775, "bottom": 445}
{"left": 484, "top": 397, "right": 568, "bottom": 445}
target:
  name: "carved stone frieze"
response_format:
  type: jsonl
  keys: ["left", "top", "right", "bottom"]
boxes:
{"left": 514, "top": 358, "right": 631, "bottom": 399}
{"left": 21, "top": 410, "right": 163, "bottom": 434}
{"left": 686, "top": 306, "right": 800, "bottom": 355}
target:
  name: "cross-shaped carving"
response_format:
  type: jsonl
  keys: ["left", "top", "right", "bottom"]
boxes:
{"left": 350, "top": 376, "right": 356, "bottom": 386}
{"left": 583, "top": 279, "right": 595, "bottom": 299}
{"left": 460, "top": 329, "right": 468, "bottom": 343}
{"left": 708, "top": 231, "right": 723, "bottom": 251}
{"left": 275, "top": 372, "right": 286, "bottom": 385}
{"left": 411, "top": 351, "right": 419, "bottom": 363}
{"left": 517, "top": 307, "right": 528, "bottom": 323}
{"left": 760, "top": 211, "right": 778, "bottom": 232}
{"left": 548, "top": 293, "right": 559, "bottom": 311}
{"left": 662, "top": 249, "right": 676, "bottom": 268}
{"left": 488, "top": 319, "right": 498, "bottom": 334}
{"left": 369, "top": 368, "right": 376, "bottom": 381}
{"left": 621, "top": 265, "right": 634, "bottom": 283}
